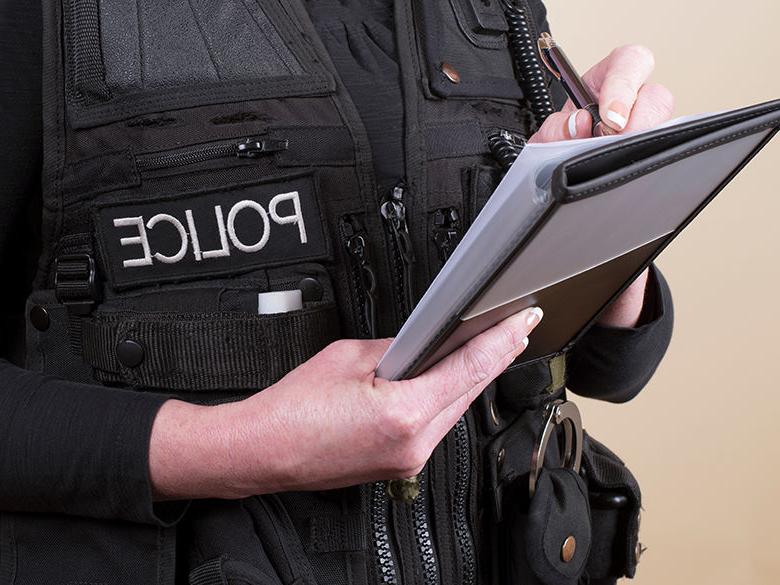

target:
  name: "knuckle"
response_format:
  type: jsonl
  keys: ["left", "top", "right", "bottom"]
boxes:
{"left": 621, "top": 44, "right": 655, "bottom": 68}
{"left": 383, "top": 403, "right": 422, "bottom": 440}
{"left": 461, "top": 343, "right": 497, "bottom": 387}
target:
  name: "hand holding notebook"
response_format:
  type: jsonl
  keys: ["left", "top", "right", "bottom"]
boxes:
{"left": 377, "top": 99, "right": 780, "bottom": 380}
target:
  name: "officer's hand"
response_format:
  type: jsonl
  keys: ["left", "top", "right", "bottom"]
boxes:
{"left": 529, "top": 45, "right": 674, "bottom": 329}
{"left": 149, "top": 307, "right": 543, "bottom": 499}
{"left": 529, "top": 44, "right": 675, "bottom": 142}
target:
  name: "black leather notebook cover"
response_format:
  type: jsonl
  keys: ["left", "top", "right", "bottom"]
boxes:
{"left": 376, "top": 99, "right": 780, "bottom": 381}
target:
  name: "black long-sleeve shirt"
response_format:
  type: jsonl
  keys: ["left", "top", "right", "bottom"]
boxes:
{"left": 0, "top": 1, "right": 672, "bottom": 526}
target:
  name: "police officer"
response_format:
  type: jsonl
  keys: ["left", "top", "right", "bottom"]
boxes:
{"left": 0, "top": 1, "right": 673, "bottom": 584}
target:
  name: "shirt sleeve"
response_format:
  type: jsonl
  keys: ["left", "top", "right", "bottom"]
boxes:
{"left": 0, "top": 1, "right": 185, "bottom": 526}
{"left": 566, "top": 265, "right": 674, "bottom": 403}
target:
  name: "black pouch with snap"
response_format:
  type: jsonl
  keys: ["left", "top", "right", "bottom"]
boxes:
{"left": 580, "top": 432, "right": 643, "bottom": 585}
{"left": 505, "top": 468, "right": 592, "bottom": 585}
{"left": 413, "top": 0, "right": 524, "bottom": 100}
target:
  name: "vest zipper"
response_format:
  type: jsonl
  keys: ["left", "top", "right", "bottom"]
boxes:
{"left": 412, "top": 470, "right": 439, "bottom": 585}
{"left": 371, "top": 482, "right": 399, "bottom": 585}
{"left": 431, "top": 212, "right": 475, "bottom": 585}
{"left": 339, "top": 215, "right": 378, "bottom": 339}
{"left": 135, "top": 137, "right": 289, "bottom": 171}
{"left": 380, "top": 183, "right": 416, "bottom": 320}
{"left": 453, "top": 417, "right": 476, "bottom": 585}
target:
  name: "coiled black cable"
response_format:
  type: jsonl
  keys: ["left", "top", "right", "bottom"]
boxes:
{"left": 488, "top": 1, "right": 555, "bottom": 169}
{"left": 487, "top": 129, "right": 527, "bottom": 169}
{"left": 501, "top": 0, "right": 555, "bottom": 127}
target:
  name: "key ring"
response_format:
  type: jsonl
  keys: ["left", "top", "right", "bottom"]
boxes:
{"left": 529, "top": 400, "right": 583, "bottom": 498}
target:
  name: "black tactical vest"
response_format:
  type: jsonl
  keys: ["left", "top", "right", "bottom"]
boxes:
{"left": 22, "top": 1, "right": 643, "bottom": 584}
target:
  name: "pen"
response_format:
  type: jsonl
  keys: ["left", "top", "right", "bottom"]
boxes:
{"left": 537, "top": 32, "right": 617, "bottom": 137}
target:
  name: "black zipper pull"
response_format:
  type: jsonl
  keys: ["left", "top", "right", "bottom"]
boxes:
{"left": 380, "top": 183, "right": 416, "bottom": 317}
{"left": 432, "top": 207, "right": 461, "bottom": 265}
{"left": 236, "top": 138, "right": 289, "bottom": 158}
{"left": 340, "top": 216, "right": 377, "bottom": 339}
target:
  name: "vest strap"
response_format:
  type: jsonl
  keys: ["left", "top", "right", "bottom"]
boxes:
{"left": 188, "top": 557, "right": 228, "bottom": 585}
{"left": 80, "top": 305, "right": 339, "bottom": 391}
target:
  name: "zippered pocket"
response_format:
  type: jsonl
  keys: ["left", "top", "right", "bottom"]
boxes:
{"left": 61, "top": 0, "right": 335, "bottom": 128}
{"left": 340, "top": 215, "right": 378, "bottom": 339}
{"left": 135, "top": 137, "right": 290, "bottom": 174}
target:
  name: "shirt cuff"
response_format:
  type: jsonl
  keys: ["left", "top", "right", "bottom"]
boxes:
{"left": 566, "top": 265, "right": 674, "bottom": 402}
{"left": 0, "top": 362, "right": 189, "bottom": 526}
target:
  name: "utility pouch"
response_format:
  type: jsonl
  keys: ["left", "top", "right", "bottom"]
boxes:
{"left": 505, "top": 468, "right": 591, "bottom": 585}
{"left": 495, "top": 401, "right": 643, "bottom": 585}
{"left": 183, "top": 498, "right": 317, "bottom": 585}
{"left": 580, "top": 432, "right": 643, "bottom": 584}
{"left": 61, "top": 0, "right": 334, "bottom": 128}
{"left": 414, "top": 0, "right": 524, "bottom": 100}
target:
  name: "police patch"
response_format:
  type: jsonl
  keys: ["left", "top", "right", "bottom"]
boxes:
{"left": 95, "top": 173, "right": 330, "bottom": 289}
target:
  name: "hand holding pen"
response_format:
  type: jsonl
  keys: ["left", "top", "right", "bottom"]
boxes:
{"left": 528, "top": 41, "right": 675, "bottom": 144}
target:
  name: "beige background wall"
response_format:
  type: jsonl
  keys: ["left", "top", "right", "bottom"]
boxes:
{"left": 544, "top": 1, "right": 780, "bottom": 583}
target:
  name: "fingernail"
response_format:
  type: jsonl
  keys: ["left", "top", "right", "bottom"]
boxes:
{"left": 567, "top": 111, "right": 580, "bottom": 139}
{"left": 606, "top": 101, "right": 628, "bottom": 130}
{"left": 526, "top": 307, "right": 544, "bottom": 327}
{"left": 521, "top": 337, "right": 529, "bottom": 349}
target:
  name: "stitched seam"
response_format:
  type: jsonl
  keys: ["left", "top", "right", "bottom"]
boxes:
{"left": 566, "top": 108, "right": 779, "bottom": 172}
{"left": 569, "top": 121, "right": 777, "bottom": 199}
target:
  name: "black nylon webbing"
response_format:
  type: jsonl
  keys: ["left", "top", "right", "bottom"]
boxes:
{"left": 424, "top": 119, "right": 490, "bottom": 160}
{"left": 189, "top": 557, "right": 228, "bottom": 585}
{"left": 308, "top": 514, "right": 367, "bottom": 553}
{"left": 81, "top": 306, "right": 339, "bottom": 391}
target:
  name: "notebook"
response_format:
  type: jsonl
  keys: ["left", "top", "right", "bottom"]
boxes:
{"left": 376, "top": 99, "right": 780, "bottom": 381}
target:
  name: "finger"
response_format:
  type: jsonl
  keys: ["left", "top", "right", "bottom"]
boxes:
{"left": 621, "top": 83, "right": 675, "bottom": 133}
{"left": 594, "top": 45, "right": 656, "bottom": 132}
{"left": 529, "top": 109, "right": 593, "bottom": 143}
{"left": 407, "top": 307, "right": 544, "bottom": 416}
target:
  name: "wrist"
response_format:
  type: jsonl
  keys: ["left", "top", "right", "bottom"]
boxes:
{"left": 149, "top": 398, "right": 256, "bottom": 500}
{"left": 596, "top": 269, "right": 650, "bottom": 329}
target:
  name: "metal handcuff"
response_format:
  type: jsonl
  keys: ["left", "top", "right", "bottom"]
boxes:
{"left": 529, "top": 399, "right": 583, "bottom": 498}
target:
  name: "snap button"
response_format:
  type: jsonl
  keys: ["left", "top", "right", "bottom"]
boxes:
{"left": 561, "top": 535, "right": 577, "bottom": 563}
{"left": 489, "top": 400, "right": 500, "bottom": 426}
{"left": 298, "top": 277, "right": 324, "bottom": 302}
{"left": 441, "top": 62, "right": 461, "bottom": 84}
{"left": 117, "top": 339, "right": 145, "bottom": 368}
{"left": 29, "top": 305, "right": 50, "bottom": 332}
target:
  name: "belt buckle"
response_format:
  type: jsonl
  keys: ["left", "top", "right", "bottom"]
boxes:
{"left": 529, "top": 399, "right": 583, "bottom": 498}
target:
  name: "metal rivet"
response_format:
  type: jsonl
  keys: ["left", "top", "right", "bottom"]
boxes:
{"left": 489, "top": 400, "right": 500, "bottom": 426}
{"left": 497, "top": 447, "right": 506, "bottom": 469}
{"left": 441, "top": 62, "right": 461, "bottom": 84}
{"left": 561, "top": 536, "right": 577, "bottom": 563}
{"left": 29, "top": 305, "right": 50, "bottom": 332}
{"left": 298, "top": 277, "right": 324, "bottom": 302}
{"left": 117, "top": 339, "right": 145, "bottom": 368}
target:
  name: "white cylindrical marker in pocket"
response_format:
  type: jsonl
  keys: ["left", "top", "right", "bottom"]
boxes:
{"left": 257, "top": 290, "right": 303, "bottom": 314}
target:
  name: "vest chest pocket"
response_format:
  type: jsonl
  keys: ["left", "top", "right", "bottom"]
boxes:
{"left": 74, "top": 262, "right": 341, "bottom": 393}
{"left": 413, "top": 0, "right": 525, "bottom": 100}
{"left": 61, "top": 0, "right": 335, "bottom": 128}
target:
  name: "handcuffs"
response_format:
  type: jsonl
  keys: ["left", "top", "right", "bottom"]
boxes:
{"left": 529, "top": 399, "right": 583, "bottom": 498}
